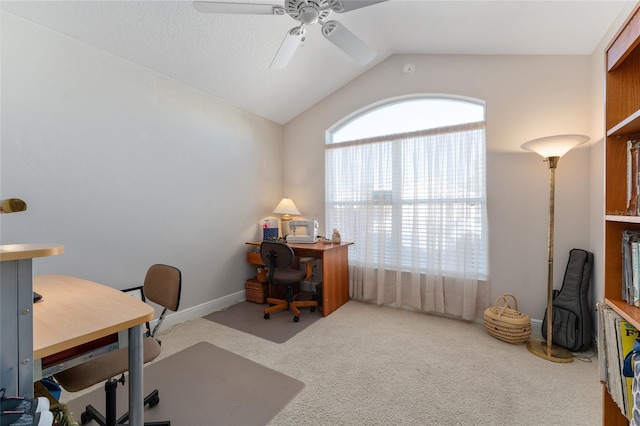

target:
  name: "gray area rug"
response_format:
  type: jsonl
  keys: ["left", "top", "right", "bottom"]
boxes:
{"left": 203, "top": 300, "right": 321, "bottom": 343}
{"left": 66, "top": 341, "right": 304, "bottom": 426}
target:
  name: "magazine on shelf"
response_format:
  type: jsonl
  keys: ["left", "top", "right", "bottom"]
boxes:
{"left": 600, "top": 303, "right": 640, "bottom": 421}
{"left": 619, "top": 320, "right": 639, "bottom": 419}
{"left": 601, "top": 305, "right": 627, "bottom": 417}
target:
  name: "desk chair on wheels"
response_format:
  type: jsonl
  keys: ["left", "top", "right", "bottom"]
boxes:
{"left": 260, "top": 241, "right": 318, "bottom": 322}
{"left": 54, "top": 264, "right": 182, "bottom": 426}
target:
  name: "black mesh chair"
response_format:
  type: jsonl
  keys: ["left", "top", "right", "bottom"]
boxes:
{"left": 260, "top": 241, "right": 317, "bottom": 322}
{"left": 54, "top": 264, "right": 182, "bottom": 426}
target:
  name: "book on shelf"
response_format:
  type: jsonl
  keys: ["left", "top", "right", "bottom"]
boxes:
{"left": 610, "top": 310, "right": 626, "bottom": 416}
{"left": 627, "top": 140, "right": 640, "bottom": 216}
{"left": 622, "top": 230, "right": 640, "bottom": 305}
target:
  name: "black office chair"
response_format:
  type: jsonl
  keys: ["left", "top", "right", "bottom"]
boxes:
{"left": 260, "top": 241, "right": 317, "bottom": 322}
{"left": 54, "top": 264, "right": 182, "bottom": 426}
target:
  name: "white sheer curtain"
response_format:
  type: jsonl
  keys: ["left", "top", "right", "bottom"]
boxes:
{"left": 325, "top": 122, "right": 487, "bottom": 320}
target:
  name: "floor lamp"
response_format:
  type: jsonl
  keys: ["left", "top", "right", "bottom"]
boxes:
{"left": 521, "top": 134, "right": 589, "bottom": 363}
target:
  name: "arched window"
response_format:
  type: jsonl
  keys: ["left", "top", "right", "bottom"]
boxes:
{"left": 325, "top": 96, "right": 487, "bottom": 320}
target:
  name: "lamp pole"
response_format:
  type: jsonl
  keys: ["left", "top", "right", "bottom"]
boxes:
{"left": 546, "top": 157, "right": 557, "bottom": 356}
{"left": 526, "top": 156, "right": 572, "bottom": 362}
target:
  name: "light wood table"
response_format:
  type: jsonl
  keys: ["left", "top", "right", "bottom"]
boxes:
{"left": 33, "top": 275, "right": 154, "bottom": 426}
{"left": 246, "top": 240, "right": 353, "bottom": 317}
{"left": 0, "top": 244, "right": 64, "bottom": 262}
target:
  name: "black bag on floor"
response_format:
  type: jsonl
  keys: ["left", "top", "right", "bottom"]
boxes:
{"left": 541, "top": 248, "right": 594, "bottom": 352}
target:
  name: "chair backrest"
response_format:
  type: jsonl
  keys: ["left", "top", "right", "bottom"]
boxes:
{"left": 260, "top": 241, "right": 295, "bottom": 269}
{"left": 143, "top": 264, "right": 182, "bottom": 337}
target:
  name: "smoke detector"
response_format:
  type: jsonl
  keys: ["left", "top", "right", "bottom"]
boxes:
{"left": 402, "top": 63, "right": 415, "bottom": 76}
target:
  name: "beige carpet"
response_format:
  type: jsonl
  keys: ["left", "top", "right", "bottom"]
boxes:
{"left": 65, "top": 342, "right": 304, "bottom": 425}
{"left": 203, "top": 300, "right": 321, "bottom": 343}
{"left": 64, "top": 300, "right": 601, "bottom": 425}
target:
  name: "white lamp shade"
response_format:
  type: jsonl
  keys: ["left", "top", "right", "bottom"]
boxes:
{"left": 272, "top": 197, "right": 301, "bottom": 216}
{"left": 521, "top": 134, "right": 589, "bottom": 159}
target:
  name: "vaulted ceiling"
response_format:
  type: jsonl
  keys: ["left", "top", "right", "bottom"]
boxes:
{"left": 1, "top": 0, "right": 633, "bottom": 124}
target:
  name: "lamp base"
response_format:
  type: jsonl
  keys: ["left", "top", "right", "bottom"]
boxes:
{"left": 281, "top": 218, "right": 292, "bottom": 237}
{"left": 527, "top": 340, "right": 573, "bottom": 363}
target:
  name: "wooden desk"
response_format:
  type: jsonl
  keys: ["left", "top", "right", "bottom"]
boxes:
{"left": 33, "top": 275, "right": 154, "bottom": 426}
{"left": 246, "top": 241, "right": 353, "bottom": 317}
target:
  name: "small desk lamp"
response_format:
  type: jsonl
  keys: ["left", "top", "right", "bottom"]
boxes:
{"left": 521, "top": 134, "right": 589, "bottom": 363}
{"left": 273, "top": 197, "right": 301, "bottom": 237}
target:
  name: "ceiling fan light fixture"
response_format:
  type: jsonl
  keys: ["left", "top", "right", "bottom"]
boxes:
{"left": 299, "top": 6, "right": 320, "bottom": 25}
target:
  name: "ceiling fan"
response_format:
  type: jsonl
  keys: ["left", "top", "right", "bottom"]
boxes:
{"left": 192, "top": 0, "right": 387, "bottom": 69}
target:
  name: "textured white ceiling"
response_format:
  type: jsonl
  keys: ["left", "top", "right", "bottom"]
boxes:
{"left": 1, "top": 0, "right": 634, "bottom": 124}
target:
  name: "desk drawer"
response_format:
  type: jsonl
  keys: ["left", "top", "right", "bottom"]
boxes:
{"left": 39, "top": 333, "right": 120, "bottom": 378}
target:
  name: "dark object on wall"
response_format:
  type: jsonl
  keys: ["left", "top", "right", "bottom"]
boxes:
{"left": 542, "top": 248, "right": 594, "bottom": 352}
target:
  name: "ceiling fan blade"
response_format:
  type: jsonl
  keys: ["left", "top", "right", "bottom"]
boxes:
{"left": 329, "top": 0, "right": 388, "bottom": 13}
{"left": 270, "top": 27, "right": 305, "bottom": 69}
{"left": 321, "top": 20, "right": 375, "bottom": 65}
{"left": 192, "top": 1, "right": 285, "bottom": 15}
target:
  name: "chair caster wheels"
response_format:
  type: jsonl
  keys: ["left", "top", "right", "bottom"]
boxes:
{"left": 264, "top": 313, "right": 270, "bottom": 319}
{"left": 311, "top": 307, "right": 316, "bottom": 312}
{"left": 80, "top": 412, "right": 90, "bottom": 425}
{"left": 293, "top": 316, "right": 299, "bottom": 322}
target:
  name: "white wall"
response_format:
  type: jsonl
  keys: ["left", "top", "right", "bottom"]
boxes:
{"left": 0, "top": 13, "right": 283, "bottom": 314}
{"left": 283, "top": 54, "right": 594, "bottom": 320}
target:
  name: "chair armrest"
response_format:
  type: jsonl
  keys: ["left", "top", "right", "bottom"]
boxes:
{"left": 298, "top": 257, "right": 316, "bottom": 280}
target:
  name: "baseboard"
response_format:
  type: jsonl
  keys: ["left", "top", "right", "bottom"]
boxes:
{"left": 155, "top": 298, "right": 548, "bottom": 345}
{"left": 150, "top": 290, "right": 246, "bottom": 332}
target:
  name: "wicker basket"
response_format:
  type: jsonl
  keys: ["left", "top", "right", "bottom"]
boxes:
{"left": 483, "top": 293, "right": 531, "bottom": 344}
{"left": 245, "top": 278, "right": 268, "bottom": 304}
